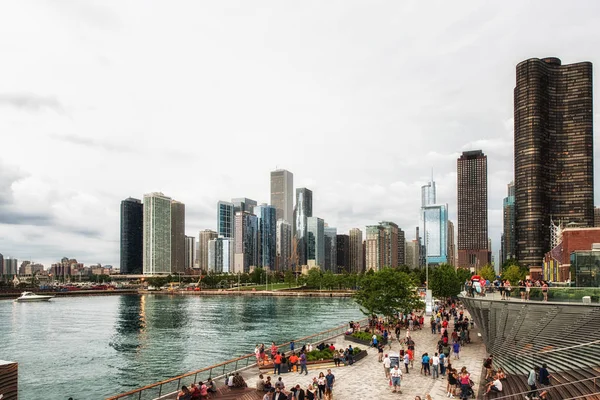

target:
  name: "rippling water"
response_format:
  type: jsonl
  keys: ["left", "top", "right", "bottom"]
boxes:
{"left": 0, "top": 294, "right": 363, "bottom": 399}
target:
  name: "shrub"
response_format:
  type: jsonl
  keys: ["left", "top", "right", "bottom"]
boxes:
{"left": 306, "top": 348, "right": 334, "bottom": 362}
{"left": 350, "top": 331, "right": 382, "bottom": 343}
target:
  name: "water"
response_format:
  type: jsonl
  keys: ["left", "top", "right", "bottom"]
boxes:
{"left": 0, "top": 294, "right": 363, "bottom": 399}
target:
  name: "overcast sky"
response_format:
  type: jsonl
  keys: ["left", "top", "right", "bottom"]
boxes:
{"left": 1, "top": 1, "right": 599, "bottom": 268}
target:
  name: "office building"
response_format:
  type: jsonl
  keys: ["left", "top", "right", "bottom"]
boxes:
{"left": 457, "top": 150, "right": 490, "bottom": 270}
{"left": 3, "top": 257, "right": 17, "bottom": 276}
{"left": 447, "top": 220, "right": 456, "bottom": 266}
{"left": 514, "top": 57, "right": 594, "bottom": 276}
{"left": 324, "top": 227, "right": 337, "bottom": 272}
{"left": 294, "top": 188, "right": 313, "bottom": 265}
{"left": 423, "top": 204, "right": 448, "bottom": 265}
{"left": 185, "top": 236, "right": 195, "bottom": 270}
{"left": 208, "top": 237, "right": 233, "bottom": 273}
{"left": 422, "top": 180, "right": 436, "bottom": 206}
{"left": 595, "top": 207, "right": 600, "bottom": 227}
{"left": 405, "top": 240, "right": 420, "bottom": 269}
{"left": 501, "top": 182, "right": 516, "bottom": 265}
{"left": 120, "top": 197, "right": 143, "bottom": 274}
{"left": 270, "top": 169, "right": 294, "bottom": 224}
{"left": 366, "top": 225, "right": 385, "bottom": 271}
{"left": 349, "top": 228, "right": 363, "bottom": 273}
{"left": 307, "top": 217, "right": 325, "bottom": 268}
{"left": 397, "top": 228, "right": 406, "bottom": 266}
{"left": 217, "top": 201, "right": 235, "bottom": 239}
{"left": 255, "top": 204, "right": 277, "bottom": 270}
{"left": 234, "top": 212, "right": 258, "bottom": 274}
{"left": 336, "top": 234, "right": 350, "bottom": 272}
{"left": 277, "top": 220, "right": 293, "bottom": 271}
{"left": 171, "top": 200, "right": 186, "bottom": 273}
{"left": 232, "top": 198, "right": 257, "bottom": 215}
{"left": 381, "top": 221, "right": 399, "bottom": 268}
{"left": 0, "top": 253, "right": 4, "bottom": 276}
{"left": 143, "top": 192, "right": 172, "bottom": 275}
{"left": 198, "top": 229, "right": 218, "bottom": 271}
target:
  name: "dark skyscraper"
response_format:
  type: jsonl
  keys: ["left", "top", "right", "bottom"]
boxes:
{"left": 171, "top": 200, "right": 186, "bottom": 273}
{"left": 336, "top": 234, "right": 350, "bottom": 272}
{"left": 514, "top": 57, "right": 594, "bottom": 276}
{"left": 457, "top": 150, "right": 490, "bottom": 270}
{"left": 501, "top": 182, "right": 516, "bottom": 265}
{"left": 293, "top": 188, "right": 313, "bottom": 265}
{"left": 255, "top": 204, "right": 277, "bottom": 270}
{"left": 397, "top": 228, "right": 405, "bottom": 266}
{"left": 120, "top": 197, "right": 143, "bottom": 274}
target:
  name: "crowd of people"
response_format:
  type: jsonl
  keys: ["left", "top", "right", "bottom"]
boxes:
{"left": 465, "top": 278, "right": 551, "bottom": 302}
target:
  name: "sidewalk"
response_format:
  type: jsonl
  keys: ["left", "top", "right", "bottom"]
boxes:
{"left": 246, "top": 314, "right": 487, "bottom": 399}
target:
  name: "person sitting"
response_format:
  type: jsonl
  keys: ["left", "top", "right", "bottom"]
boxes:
{"left": 232, "top": 372, "right": 247, "bottom": 388}
{"left": 207, "top": 378, "right": 217, "bottom": 393}
{"left": 483, "top": 377, "right": 502, "bottom": 396}
{"left": 264, "top": 376, "right": 273, "bottom": 391}
{"left": 176, "top": 385, "right": 192, "bottom": 400}
{"left": 189, "top": 383, "right": 201, "bottom": 400}
{"left": 289, "top": 352, "right": 299, "bottom": 372}
{"left": 495, "top": 367, "right": 506, "bottom": 380}
{"left": 257, "top": 374, "right": 266, "bottom": 392}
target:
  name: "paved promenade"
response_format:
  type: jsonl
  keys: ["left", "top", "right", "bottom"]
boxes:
{"left": 245, "top": 315, "right": 487, "bottom": 399}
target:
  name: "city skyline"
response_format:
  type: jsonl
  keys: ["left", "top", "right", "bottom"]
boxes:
{"left": 1, "top": 2, "right": 599, "bottom": 268}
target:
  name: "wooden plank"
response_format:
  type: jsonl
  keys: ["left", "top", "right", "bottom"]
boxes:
{"left": 0, "top": 360, "right": 18, "bottom": 400}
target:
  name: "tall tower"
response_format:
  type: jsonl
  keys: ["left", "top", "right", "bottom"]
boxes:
{"left": 447, "top": 220, "right": 456, "bottom": 266}
{"left": 185, "top": 236, "right": 195, "bottom": 270}
{"left": 143, "top": 192, "right": 172, "bottom": 275}
{"left": 380, "top": 221, "right": 399, "bottom": 268}
{"left": 276, "top": 220, "right": 292, "bottom": 271}
{"left": 514, "top": 57, "right": 594, "bottom": 276}
{"left": 255, "top": 204, "right": 277, "bottom": 270}
{"left": 349, "top": 228, "right": 363, "bottom": 273}
{"left": 306, "top": 217, "right": 325, "bottom": 268}
{"left": 366, "top": 225, "right": 385, "bottom": 271}
{"left": 171, "top": 200, "right": 186, "bottom": 273}
{"left": 217, "top": 201, "right": 235, "bottom": 239}
{"left": 336, "top": 234, "right": 350, "bottom": 272}
{"left": 270, "top": 169, "right": 294, "bottom": 224}
{"left": 234, "top": 211, "right": 258, "bottom": 274}
{"left": 324, "top": 227, "right": 337, "bottom": 272}
{"left": 457, "top": 150, "right": 490, "bottom": 270}
{"left": 198, "top": 229, "right": 218, "bottom": 271}
{"left": 501, "top": 182, "right": 516, "bottom": 265}
{"left": 294, "top": 188, "right": 313, "bottom": 265}
{"left": 120, "top": 197, "right": 143, "bottom": 274}
{"left": 232, "top": 198, "right": 257, "bottom": 215}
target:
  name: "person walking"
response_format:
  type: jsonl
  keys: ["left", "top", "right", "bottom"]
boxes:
{"left": 453, "top": 341, "right": 460, "bottom": 360}
{"left": 432, "top": 353, "right": 440, "bottom": 379}
{"left": 403, "top": 352, "right": 410, "bottom": 374}
{"left": 299, "top": 352, "right": 308, "bottom": 375}
{"left": 390, "top": 365, "right": 403, "bottom": 393}
{"left": 525, "top": 366, "right": 539, "bottom": 400}
{"left": 383, "top": 354, "right": 391, "bottom": 378}
{"left": 458, "top": 369, "right": 471, "bottom": 400}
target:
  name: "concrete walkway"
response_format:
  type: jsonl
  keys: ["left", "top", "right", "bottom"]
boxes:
{"left": 245, "top": 314, "right": 487, "bottom": 399}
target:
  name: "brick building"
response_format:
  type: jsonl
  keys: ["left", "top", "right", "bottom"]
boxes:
{"left": 543, "top": 227, "right": 600, "bottom": 282}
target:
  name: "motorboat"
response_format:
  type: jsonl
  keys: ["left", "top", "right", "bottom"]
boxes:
{"left": 14, "top": 291, "right": 54, "bottom": 302}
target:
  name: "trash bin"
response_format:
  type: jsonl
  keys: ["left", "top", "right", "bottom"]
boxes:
{"left": 388, "top": 352, "right": 400, "bottom": 368}
{"left": 583, "top": 296, "right": 591, "bottom": 304}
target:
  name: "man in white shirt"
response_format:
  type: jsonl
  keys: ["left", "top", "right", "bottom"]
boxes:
{"left": 484, "top": 378, "right": 502, "bottom": 396}
{"left": 403, "top": 352, "right": 410, "bottom": 373}
{"left": 432, "top": 353, "right": 440, "bottom": 379}
{"left": 525, "top": 367, "right": 539, "bottom": 400}
{"left": 383, "top": 354, "right": 391, "bottom": 378}
{"left": 390, "top": 365, "right": 403, "bottom": 393}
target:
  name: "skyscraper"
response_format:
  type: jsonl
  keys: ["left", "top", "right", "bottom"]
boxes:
{"left": 501, "top": 182, "right": 516, "bottom": 265}
{"left": 270, "top": 169, "right": 293, "bottom": 224}
{"left": 514, "top": 57, "right": 594, "bottom": 276}
{"left": 405, "top": 240, "right": 420, "bottom": 269}
{"left": 198, "top": 229, "right": 218, "bottom": 271}
{"left": 232, "top": 198, "right": 257, "bottom": 215}
{"left": 0, "top": 253, "right": 4, "bottom": 277}
{"left": 421, "top": 177, "right": 448, "bottom": 265}
{"left": 324, "top": 227, "right": 337, "bottom": 272}
{"left": 421, "top": 180, "right": 436, "bottom": 206}
{"left": 349, "top": 228, "right": 363, "bottom": 273}
{"left": 294, "top": 188, "right": 313, "bottom": 265}
{"left": 307, "top": 217, "right": 325, "bottom": 268}
{"left": 120, "top": 197, "right": 143, "bottom": 274}
{"left": 277, "top": 220, "right": 292, "bottom": 271}
{"left": 447, "top": 220, "right": 456, "bottom": 266}
{"left": 217, "top": 201, "right": 235, "bottom": 239}
{"left": 171, "top": 200, "right": 186, "bottom": 273}
{"left": 457, "top": 150, "right": 490, "bottom": 270}
{"left": 185, "top": 235, "right": 195, "bottom": 270}
{"left": 380, "top": 221, "right": 399, "bottom": 268}
{"left": 208, "top": 237, "right": 233, "bottom": 273}
{"left": 366, "top": 225, "right": 385, "bottom": 271}
{"left": 397, "top": 228, "right": 406, "bottom": 266}
{"left": 234, "top": 211, "right": 258, "bottom": 274}
{"left": 255, "top": 204, "right": 277, "bottom": 270}
{"left": 143, "top": 192, "right": 172, "bottom": 275}
{"left": 336, "top": 234, "right": 350, "bottom": 272}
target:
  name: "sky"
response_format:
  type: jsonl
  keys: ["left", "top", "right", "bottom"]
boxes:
{"left": 1, "top": 0, "right": 599, "bottom": 268}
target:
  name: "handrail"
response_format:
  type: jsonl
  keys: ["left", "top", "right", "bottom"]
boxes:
{"left": 492, "top": 375, "right": 600, "bottom": 400}
{"left": 106, "top": 317, "right": 368, "bottom": 400}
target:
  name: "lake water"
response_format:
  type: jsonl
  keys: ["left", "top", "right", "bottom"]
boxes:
{"left": 0, "top": 294, "right": 363, "bottom": 399}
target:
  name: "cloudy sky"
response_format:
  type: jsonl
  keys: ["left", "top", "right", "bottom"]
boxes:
{"left": 1, "top": 1, "right": 599, "bottom": 268}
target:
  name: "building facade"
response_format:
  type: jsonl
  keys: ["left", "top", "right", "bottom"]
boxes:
{"left": 234, "top": 212, "right": 258, "bottom": 274}
{"left": 306, "top": 217, "right": 325, "bottom": 268}
{"left": 447, "top": 220, "right": 456, "bottom": 266}
{"left": 217, "top": 201, "right": 235, "bottom": 239}
{"left": 120, "top": 197, "right": 143, "bottom": 274}
{"left": 208, "top": 237, "right": 233, "bottom": 273}
{"left": 336, "top": 234, "right": 350, "bottom": 271}
{"left": 170, "top": 200, "right": 186, "bottom": 273}
{"left": 324, "top": 227, "right": 337, "bottom": 272}
{"left": 423, "top": 204, "right": 448, "bottom": 265}
{"left": 514, "top": 57, "right": 594, "bottom": 276}
{"left": 270, "top": 169, "right": 294, "bottom": 224}
{"left": 366, "top": 225, "right": 385, "bottom": 271}
{"left": 143, "top": 192, "right": 172, "bottom": 275}
{"left": 405, "top": 240, "right": 420, "bottom": 269}
{"left": 185, "top": 236, "right": 195, "bottom": 270}
{"left": 349, "top": 228, "right": 363, "bottom": 273}
{"left": 457, "top": 150, "right": 490, "bottom": 270}
{"left": 232, "top": 198, "right": 257, "bottom": 215}
{"left": 198, "top": 229, "right": 218, "bottom": 271}
{"left": 397, "top": 228, "right": 406, "bottom": 266}
{"left": 381, "top": 221, "right": 399, "bottom": 268}
{"left": 276, "top": 220, "right": 292, "bottom": 271}
{"left": 501, "top": 182, "right": 516, "bottom": 265}
{"left": 294, "top": 188, "right": 313, "bottom": 265}
{"left": 255, "top": 204, "right": 277, "bottom": 270}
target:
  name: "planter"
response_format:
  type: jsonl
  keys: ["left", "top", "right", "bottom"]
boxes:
{"left": 352, "top": 350, "right": 368, "bottom": 362}
{"left": 344, "top": 335, "right": 372, "bottom": 346}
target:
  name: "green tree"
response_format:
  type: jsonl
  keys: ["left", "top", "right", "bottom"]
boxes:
{"left": 479, "top": 265, "right": 496, "bottom": 282}
{"left": 250, "top": 268, "right": 265, "bottom": 284}
{"left": 284, "top": 270, "right": 295, "bottom": 288}
{"left": 456, "top": 267, "right": 472, "bottom": 283}
{"left": 353, "top": 267, "right": 424, "bottom": 317}
{"left": 502, "top": 264, "right": 525, "bottom": 284}
{"left": 429, "top": 264, "right": 462, "bottom": 298}
{"left": 305, "top": 267, "right": 323, "bottom": 289}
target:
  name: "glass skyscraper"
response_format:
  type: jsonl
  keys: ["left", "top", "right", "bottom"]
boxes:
{"left": 307, "top": 217, "right": 325, "bottom": 268}
{"left": 255, "top": 204, "right": 277, "bottom": 270}
{"left": 217, "top": 201, "right": 235, "bottom": 239}
{"left": 422, "top": 179, "right": 448, "bottom": 265}
{"left": 324, "top": 227, "right": 337, "bottom": 272}
{"left": 234, "top": 211, "right": 258, "bottom": 273}
{"left": 294, "top": 188, "right": 313, "bottom": 265}
{"left": 120, "top": 197, "right": 143, "bottom": 274}
{"left": 143, "top": 192, "right": 172, "bottom": 275}
{"left": 208, "top": 237, "right": 233, "bottom": 273}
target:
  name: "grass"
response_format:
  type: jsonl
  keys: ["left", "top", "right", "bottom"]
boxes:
{"left": 228, "top": 283, "right": 294, "bottom": 291}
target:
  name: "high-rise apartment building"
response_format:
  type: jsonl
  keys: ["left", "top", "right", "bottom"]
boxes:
{"left": 307, "top": 217, "right": 325, "bottom": 268}
{"left": 255, "top": 204, "right": 277, "bottom": 270}
{"left": 232, "top": 198, "right": 257, "bottom": 215}
{"left": 217, "top": 201, "right": 235, "bottom": 239}
{"left": 120, "top": 197, "right": 143, "bottom": 274}
{"left": 0, "top": 253, "right": 4, "bottom": 277}
{"left": 422, "top": 181, "right": 436, "bottom": 206}
{"left": 457, "top": 150, "right": 490, "bottom": 270}
{"left": 234, "top": 212, "right": 258, "bottom": 274}
{"left": 294, "top": 188, "right": 313, "bottom": 265}
{"left": 143, "top": 192, "right": 172, "bottom": 275}
{"left": 171, "top": 200, "right": 186, "bottom": 273}
{"left": 270, "top": 169, "right": 294, "bottom": 224}
{"left": 380, "top": 221, "right": 399, "bottom": 268}
{"left": 595, "top": 207, "right": 600, "bottom": 227}
{"left": 336, "top": 234, "right": 350, "bottom": 271}
{"left": 198, "top": 229, "right": 218, "bottom": 271}
{"left": 447, "top": 220, "right": 456, "bottom": 266}
{"left": 349, "top": 228, "right": 363, "bottom": 273}
{"left": 366, "top": 225, "right": 385, "bottom": 271}
{"left": 514, "top": 57, "right": 594, "bottom": 276}
{"left": 185, "top": 236, "right": 195, "bottom": 270}
{"left": 276, "top": 220, "right": 292, "bottom": 271}
{"left": 397, "top": 228, "right": 406, "bottom": 266}
{"left": 405, "top": 240, "right": 420, "bottom": 269}
{"left": 324, "top": 227, "right": 337, "bottom": 272}
{"left": 208, "top": 237, "right": 233, "bottom": 273}
{"left": 501, "top": 182, "right": 516, "bottom": 265}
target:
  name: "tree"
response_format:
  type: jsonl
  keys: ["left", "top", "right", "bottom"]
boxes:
{"left": 284, "top": 270, "right": 295, "bottom": 288}
{"left": 456, "top": 268, "right": 472, "bottom": 283}
{"left": 502, "top": 264, "right": 526, "bottom": 284}
{"left": 353, "top": 267, "right": 424, "bottom": 317}
{"left": 305, "top": 268, "right": 323, "bottom": 289}
{"left": 479, "top": 265, "right": 496, "bottom": 282}
{"left": 429, "top": 264, "right": 462, "bottom": 299}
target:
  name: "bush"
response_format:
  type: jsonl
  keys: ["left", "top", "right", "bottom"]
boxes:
{"left": 306, "top": 348, "right": 334, "bottom": 362}
{"left": 350, "top": 331, "right": 382, "bottom": 343}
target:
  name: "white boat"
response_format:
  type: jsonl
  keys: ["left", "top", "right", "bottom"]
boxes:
{"left": 14, "top": 291, "right": 54, "bottom": 302}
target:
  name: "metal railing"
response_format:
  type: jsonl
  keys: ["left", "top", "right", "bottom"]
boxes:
{"left": 106, "top": 317, "right": 368, "bottom": 400}
{"left": 461, "top": 285, "right": 600, "bottom": 303}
